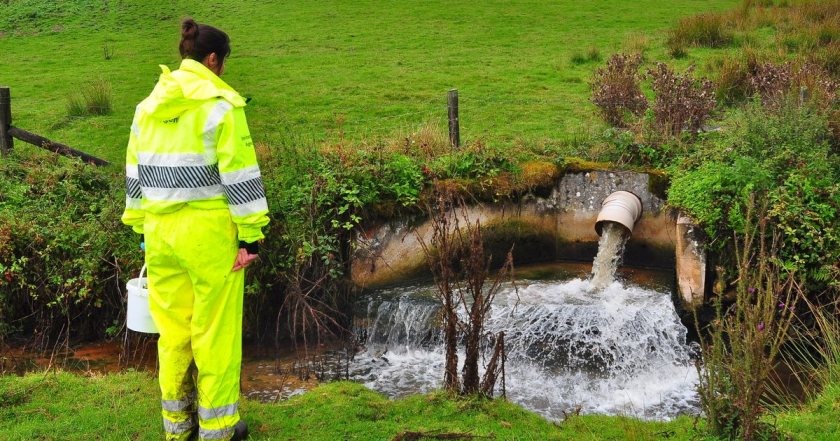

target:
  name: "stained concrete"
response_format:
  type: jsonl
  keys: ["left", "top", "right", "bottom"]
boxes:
{"left": 351, "top": 170, "right": 707, "bottom": 310}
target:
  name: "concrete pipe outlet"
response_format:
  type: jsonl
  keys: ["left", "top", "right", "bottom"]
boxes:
{"left": 595, "top": 191, "right": 643, "bottom": 236}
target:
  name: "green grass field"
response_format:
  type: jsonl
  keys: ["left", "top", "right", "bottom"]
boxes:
{"left": 0, "top": 0, "right": 737, "bottom": 164}
{"left": 2, "top": 370, "right": 838, "bottom": 440}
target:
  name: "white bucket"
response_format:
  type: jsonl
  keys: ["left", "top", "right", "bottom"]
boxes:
{"left": 127, "top": 264, "right": 158, "bottom": 334}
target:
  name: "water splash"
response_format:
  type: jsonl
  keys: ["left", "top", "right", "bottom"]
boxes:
{"left": 591, "top": 221, "right": 630, "bottom": 290}
{"left": 349, "top": 277, "right": 699, "bottom": 421}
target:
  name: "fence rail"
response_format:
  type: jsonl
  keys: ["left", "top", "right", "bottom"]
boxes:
{"left": 0, "top": 86, "right": 110, "bottom": 166}
{"left": 0, "top": 86, "right": 469, "bottom": 163}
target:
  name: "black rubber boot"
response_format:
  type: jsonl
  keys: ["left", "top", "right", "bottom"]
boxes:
{"left": 230, "top": 420, "right": 249, "bottom": 441}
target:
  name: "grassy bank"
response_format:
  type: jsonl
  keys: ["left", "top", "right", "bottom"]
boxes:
{"left": 2, "top": 370, "right": 839, "bottom": 440}
{"left": 0, "top": 370, "right": 703, "bottom": 441}
{"left": 0, "top": 0, "right": 737, "bottom": 163}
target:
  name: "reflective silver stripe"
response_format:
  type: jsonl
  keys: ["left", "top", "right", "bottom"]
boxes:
{"left": 163, "top": 419, "right": 194, "bottom": 434}
{"left": 198, "top": 402, "right": 238, "bottom": 420}
{"left": 161, "top": 397, "right": 194, "bottom": 412}
{"left": 125, "top": 196, "right": 142, "bottom": 209}
{"left": 126, "top": 177, "right": 142, "bottom": 199}
{"left": 220, "top": 165, "right": 261, "bottom": 186}
{"left": 126, "top": 164, "right": 139, "bottom": 179}
{"left": 223, "top": 177, "right": 266, "bottom": 205}
{"left": 199, "top": 427, "right": 234, "bottom": 439}
{"left": 203, "top": 101, "right": 233, "bottom": 151}
{"left": 138, "top": 152, "right": 210, "bottom": 167}
{"left": 139, "top": 164, "right": 221, "bottom": 189}
{"left": 229, "top": 198, "right": 269, "bottom": 217}
{"left": 142, "top": 185, "right": 224, "bottom": 202}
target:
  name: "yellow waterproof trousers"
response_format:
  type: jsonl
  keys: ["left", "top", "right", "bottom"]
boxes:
{"left": 146, "top": 205, "right": 244, "bottom": 441}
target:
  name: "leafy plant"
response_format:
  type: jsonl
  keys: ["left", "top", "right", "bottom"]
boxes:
{"left": 769, "top": 172, "right": 840, "bottom": 292}
{"left": 669, "top": 100, "right": 839, "bottom": 301}
{"left": 0, "top": 150, "right": 137, "bottom": 347}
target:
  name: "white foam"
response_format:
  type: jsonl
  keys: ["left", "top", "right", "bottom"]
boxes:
{"left": 350, "top": 277, "right": 699, "bottom": 421}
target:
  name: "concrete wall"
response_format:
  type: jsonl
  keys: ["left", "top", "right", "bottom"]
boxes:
{"left": 351, "top": 170, "right": 706, "bottom": 310}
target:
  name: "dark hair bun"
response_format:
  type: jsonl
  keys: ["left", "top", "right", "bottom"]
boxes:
{"left": 178, "top": 18, "right": 231, "bottom": 64}
{"left": 181, "top": 18, "right": 199, "bottom": 40}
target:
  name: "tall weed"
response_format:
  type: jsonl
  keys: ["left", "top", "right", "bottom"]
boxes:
{"left": 622, "top": 33, "right": 649, "bottom": 58}
{"left": 714, "top": 49, "right": 763, "bottom": 104}
{"left": 696, "top": 197, "right": 797, "bottom": 440}
{"left": 669, "top": 13, "right": 733, "bottom": 49}
{"left": 66, "top": 79, "right": 113, "bottom": 117}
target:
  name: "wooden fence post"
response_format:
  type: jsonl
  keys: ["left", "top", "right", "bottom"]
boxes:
{"left": 0, "top": 87, "right": 12, "bottom": 157}
{"left": 447, "top": 89, "right": 460, "bottom": 149}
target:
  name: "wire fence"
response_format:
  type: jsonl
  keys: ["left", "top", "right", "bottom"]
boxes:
{"left": 6, "top": 86, "right": 598, "bottom": 157}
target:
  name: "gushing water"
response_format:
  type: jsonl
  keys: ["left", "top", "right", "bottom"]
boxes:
{"left": 349, "top": 274, "right": 700, "bottom": 420}
{"left": 591, "top": 221, "right": 630, "bottom": 290}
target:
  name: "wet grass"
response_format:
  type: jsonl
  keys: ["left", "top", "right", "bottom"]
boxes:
{"left": 5, "top": 369, "right": 837, "bottom": 440}
{"left": 0, "top": 370, "right": 708, "bottom": 441}
{"left": 0, "top": 0, "right": 737, "bottom": 164}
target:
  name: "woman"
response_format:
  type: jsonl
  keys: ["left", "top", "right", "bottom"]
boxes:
{"left": 122, "top": 18, "right": 268, "bottom": 441}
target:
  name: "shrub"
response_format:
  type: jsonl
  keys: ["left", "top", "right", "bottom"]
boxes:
{"left": 648, "top": 63, "right": 716, "bottom": 138}
{"left": 769, "top": 172, "right": 840, "bottom": 293}
{"left": 590, "top": 53, "right": 648, "bottom": 127}
{"left": 669, "top": 12, "right": 733, "bottom": 49}
{"left": 668, "top": 157, "right": 771, "bottom": 239}
{"left": 0, "top": 150, "right": 137, "bottom": 346}
{"left": 669, "top": 101, "right": 839, "bottom": 298}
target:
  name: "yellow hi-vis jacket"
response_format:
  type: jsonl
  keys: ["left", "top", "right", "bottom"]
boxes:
{"left": 121, "top": 59, "right": 269, "bottom": 243}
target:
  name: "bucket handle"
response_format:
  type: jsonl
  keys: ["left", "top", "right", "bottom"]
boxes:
{"left": 139, "top": 264, "right": 147, "bottom": 289}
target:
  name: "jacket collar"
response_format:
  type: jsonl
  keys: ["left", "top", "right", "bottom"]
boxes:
{"left": 174, "top": 59, "right": 247, "bottom": 108}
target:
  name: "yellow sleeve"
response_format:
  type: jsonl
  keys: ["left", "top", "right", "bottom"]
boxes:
{"left": 120, "top": 115, "right": 144, "bottom": 234}
{"left": 216, "top": 106, "right": 270, "bottom": 243}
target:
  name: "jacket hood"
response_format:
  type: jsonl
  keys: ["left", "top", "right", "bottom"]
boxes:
{"left": 139, "top": 59, "right": 246, "bottom": 120}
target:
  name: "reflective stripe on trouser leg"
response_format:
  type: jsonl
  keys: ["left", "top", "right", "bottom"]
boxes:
{"left": 146, "top": 205, "right": 244, "bottom": 440}
{"left": 147, "top": 214, "right": 199, "bottom": 441}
